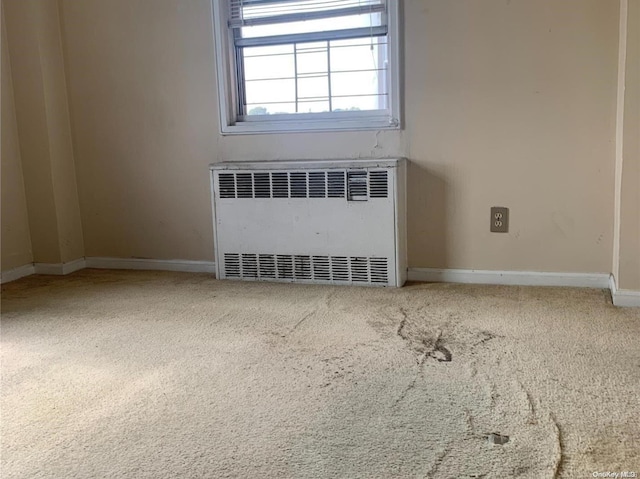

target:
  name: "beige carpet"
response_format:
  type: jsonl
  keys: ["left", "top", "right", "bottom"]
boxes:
{"left": 1, "top": 270, "right": 639, "bottom": 478}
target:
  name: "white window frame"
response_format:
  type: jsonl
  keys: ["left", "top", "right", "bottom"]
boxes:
{"left": 211, "top": 0, "right": 402, "bottom": 135}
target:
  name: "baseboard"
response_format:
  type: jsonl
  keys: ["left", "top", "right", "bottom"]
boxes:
{"left": 84, "top": 257, "right": 216, "bottom": 274}
{"left": 408, "top": 268, "right": 610, "bottom": 289}
{"left": 62, "top": 258, "right": 87, "bottom": 274}
{"left": 4, "top": 262, "right": 634, "bottom": 306}
{"left": 609, "top": 274, "right": 640, "bottom": 307}
{"left": 34, "top": 258, "right": 87, "bottom": 276}
{"left": 1, "top": 264, "right": 36, "bottom": 284}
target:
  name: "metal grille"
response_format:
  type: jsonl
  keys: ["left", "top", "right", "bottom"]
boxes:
{"left": 224, "top": 253, "right": 241, "bottom": 277}
{"left": 368, "top": 170, "right": 388, "bottom": 198}
{"left": 219, "top": 174, "right": 236, "bottom": 199}
{"left": 331, "top": 256, "right": 350, "bottom": 281}
{"left": 350, "top": 256, "right": 369, "bottom": 282}
{"left": 308, "top": 172, "right": 327, "bottom": 198}
{"left": 223, "top": 253, "right": 389, "bottom": 285}
{"left": 254, "top": 173, "right": 271, "bottom": 198}
{"left": 370, "top": 257, "right": 388, "bottom": 283}
{"left": 327, "top": 171, "right": 346, "bottom": 198}
{"left": 294, "top": 255, "right": 312, "bottom": 279}
{"left": 312, "top": 255, "right": 331, "bottom": 280}
{"left": 217, "top": 170, "right": 389, "bottom": 199}
{"left": 236, "top": 173, "right": 253, "bottom": 198}
{"left": 347, "top": 170, "right": 368, "bottom": 201}
{"left": 241, "top": 253, "right": 258, "bottom": 277}
{"left": 290, "top": 172, "right": 308, "bottom": 198}
{"left": 272, "top": 172, "right": 289, "bottom": 198}
{"left": 218, "top": 171, "right": 349, "bottom": 199}
{"left": 277, "top": 255, "right": 293, "bottom": 279}
{"left": 258, "top": 253, "right": 276, "bottom": 278}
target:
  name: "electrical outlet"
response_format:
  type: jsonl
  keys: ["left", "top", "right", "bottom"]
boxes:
{"left": 490, "top": 207, "right": 509, "bottom": 233}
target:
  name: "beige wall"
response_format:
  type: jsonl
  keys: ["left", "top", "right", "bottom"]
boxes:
{"left": 403, "top": 0, "right": 618, "bottom": 272}
{"left": 2, "top": 0, "right": 632, "bottom": 282}
{"left": 1, "top": 6, "right": 33, "bottom": 271}
{"left": 619, "top": 0, "right": 640, "bottom": 290}
{"left": 3, "top": 0, "right": 84, "bottom": 265}
{"left": 59, "top": 0, "right": 218, "bottom": 260}
{"left": 58, "top": 0, "right": 619, "bottom": 274}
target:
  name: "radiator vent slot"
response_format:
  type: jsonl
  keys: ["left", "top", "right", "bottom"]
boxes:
{"left": 369, "top": 170, "right": 388, "bottom": 198}
{"left": 254, "top": 173, "right": 270, "bottom": 198}
{"left": 277, "top": 255, "right": 293, "bottom": 279}
{"left": 331, "top": 256, "right": 350, "bottom": 281}
{"left": 294, "top": 255, "right": 312, "bottom": 279}
{"left": 347, "top": 170, "right": 368, "bottom": 201}
{"left": 370, "top": 257, "right": 389, "bottom": 283}
{"left": 224, "top": 253, "right": 240, "bottom": 277}
{"left": 236, "top": 173, "right": 253, "bottom": 198}
{"left": 272, "top": 173, "right": 288, "bottom": 198}
{"left": 312, "top": 256, "right": 331, "bottom": 280}
{"left": 258, "top": 254, "right": 276, "bottom": 278}
{"left": 219, "top": 174, "right": 236, "bottom": 198}
{"left": 216, "top": 170, "right": 393, "bottom": 200}
{"left": 241, "top": 253, "right": 258, "bottom": 278}
{"left": 290, "top": 173, "right": 307, "bottom": 198}
{"left": 308, "top": 172, "right": 327, "bottom": 198}
{"left": 223, "top": 253, "right": 389, "bottom": 285}
{"left": 327, "top": 171, "right": 345, "bottom": 198}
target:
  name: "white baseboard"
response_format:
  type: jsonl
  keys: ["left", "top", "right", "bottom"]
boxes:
{"left": 408, "top": 268, "right": 611, "bottom": 289}
{"left": 609, "top": 275, "right": 640, "bottom": 307}
{"left": 0, "top": 264, "right": 36, "bottom": 284}
{"left": 85, "top": 257, "right": 216, "bottom": 274}
{"left": 34, "top": 258, "right": 87, "bottom": 276}
{"left": 4, "top": 261, "right": 636, "bottom": 306}
{"left": 33, "top": 263, "right": 64, "bottom": 275}
{"left": 62, "top": 258, "right": 87, "bottom": 275}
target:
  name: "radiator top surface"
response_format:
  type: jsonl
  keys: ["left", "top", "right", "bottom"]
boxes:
{"left": 210, "top": 158, "right": 404, "bottom": 171}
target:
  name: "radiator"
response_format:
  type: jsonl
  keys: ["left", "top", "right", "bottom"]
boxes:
{"left": 209, "top": 158, "right": 407, "bottom": 287}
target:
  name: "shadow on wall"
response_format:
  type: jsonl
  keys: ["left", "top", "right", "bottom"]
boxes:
{"left": 407, "top": 161, "right": 449, "bottom": 269}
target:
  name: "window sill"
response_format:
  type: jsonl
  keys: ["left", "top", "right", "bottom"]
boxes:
{"left": 220, "top": 116, "right": 401, "bottom": 135}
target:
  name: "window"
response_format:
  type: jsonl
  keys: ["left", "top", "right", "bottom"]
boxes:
{"left": 212, "top": 0, "right": 401, "bottom": 134}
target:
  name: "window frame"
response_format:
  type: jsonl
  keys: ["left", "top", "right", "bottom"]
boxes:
{"left": 212, "top": 0, "right": 402, "bottom": 135}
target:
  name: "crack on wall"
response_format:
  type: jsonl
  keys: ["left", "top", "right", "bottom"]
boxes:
{"left": 371, "top": 130, "right": 382, "bottom": 155}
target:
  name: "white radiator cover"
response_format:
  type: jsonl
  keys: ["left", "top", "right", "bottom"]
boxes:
{"left": 210, "top": 158, "right": 407, "bottom": 287}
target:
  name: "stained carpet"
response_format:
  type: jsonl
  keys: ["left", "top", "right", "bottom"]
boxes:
{"left": 1, "top": 270, "right": 639, "bottom": 478}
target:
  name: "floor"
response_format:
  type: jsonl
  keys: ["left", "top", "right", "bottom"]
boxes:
{"left": 1, "top": 270, "right": 639, "bottom": 478}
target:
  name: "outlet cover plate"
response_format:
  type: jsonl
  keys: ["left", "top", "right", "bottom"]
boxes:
{"left": 491, "top": 207, "right": 509, "bottom": 233}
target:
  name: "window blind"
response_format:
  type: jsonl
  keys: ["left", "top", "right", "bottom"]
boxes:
{"left": 229, "top": 0, "right": 388, "bottom": 47}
